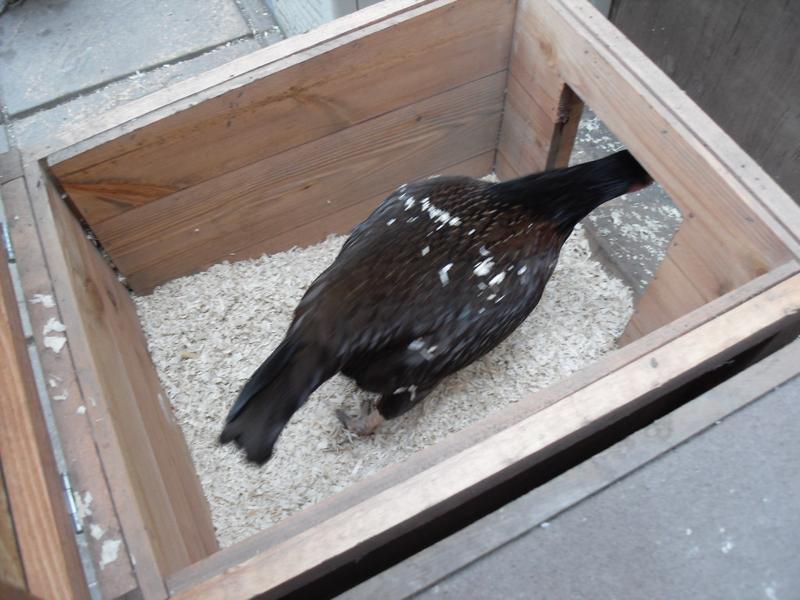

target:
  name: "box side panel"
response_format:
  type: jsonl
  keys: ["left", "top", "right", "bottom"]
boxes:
{"left": 496, "top": 2, "right": 583, "bottom": 177}
{"left": 0, "top": 212, "right": 88, "bottom": 599}
{"left": 93, "top": 72, "right": 506, "bottom": 291}
{"left": 50, "top": 0, "right": 514, "bottom": 226}
{"left": 522, "top": 0, "right": 799, "bottom": 343}
{"left": 23, "top": 163, "right": 218, "bottom": 590}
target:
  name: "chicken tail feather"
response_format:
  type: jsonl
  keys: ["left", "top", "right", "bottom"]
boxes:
{"left": 219, "top": 336, "right": 333, "bottom": 465}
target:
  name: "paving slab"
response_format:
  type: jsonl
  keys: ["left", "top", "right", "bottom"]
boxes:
{"left": 0, "top": 0, "right": 250, "bottom": 116}
{"left": 7, "top": 37, "right": 262, "bottom": 154}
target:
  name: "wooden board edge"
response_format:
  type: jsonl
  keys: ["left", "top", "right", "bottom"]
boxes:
{"left": 167, "top": 260, "right": 800, "bottom": 594}
{"left": 21, "top": 160, "right": 169, "bottom": 600}
{"left": 2, "top": 175, "right": 140, "bottom": 598}
{"left": 0, "top": 217, "right": 88, "bottom": 599}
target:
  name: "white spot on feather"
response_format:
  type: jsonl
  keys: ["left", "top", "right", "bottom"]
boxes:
{"left": 479, "top": 246, "right": 490, "bottom": 256}
{"left": 489, "top": 272, "right": 506, "bottom": 286}
{"left": 404, "top": 197, "right": 415, "bottom": 210}
{"left": 474, "top": 259, "right": 494, "bottom": 277}
{"left": 439, "top": 263, "right": 453, "bottom": 286}
{"left": 517, "top": 265, "right": 528, "bottom": 275}
{"left": 408, "top": 339, "right": 425, "bottom": 351}
{"left": 386, "top": 218, "right": 396, "bottom": 226}
{"left": 421, "top": 246, "right": 430, "bottom": 256}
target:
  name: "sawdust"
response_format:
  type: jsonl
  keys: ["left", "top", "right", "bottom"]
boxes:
{"left": 134, "top": 219, "right": 633, "bottom": 548}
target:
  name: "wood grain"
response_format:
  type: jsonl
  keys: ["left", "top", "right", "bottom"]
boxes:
{"left": 496, "top": 0, "right": 584, "bottom": 180}
{"left": 0, "top": 215, "right": 88, "bottom": 599}
{"left": 2, "top": 176, "right": 137, "bottom": 599}
{"left": 172, "top": 272, "right": 800, "bottom": 599}
{"left": 522, "top": 0, "right": 799, "bottom": 343}
{"left": 0, "top": 462, "right": 26, "bottom": 591}
{"left": 51, "top": 0, "right": 515, "bottom": 225}
{"left": 93, "top": 72, "right": 506, "bottom": 292}
{"left": 168, "top": 260, "right": 799, "bottom": 595}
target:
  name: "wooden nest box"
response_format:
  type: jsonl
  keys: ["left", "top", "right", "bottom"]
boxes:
{"left": 2, "top": 0, "right": 799, "bottom": 598}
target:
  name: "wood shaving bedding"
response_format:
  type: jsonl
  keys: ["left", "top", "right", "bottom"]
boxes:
{"left": 134, "top": 221, "right": 633, "bottom": 547}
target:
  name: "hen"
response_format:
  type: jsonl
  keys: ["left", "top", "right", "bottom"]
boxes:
{"left": 220, "top": 150, "right": 652, "bottom": 464}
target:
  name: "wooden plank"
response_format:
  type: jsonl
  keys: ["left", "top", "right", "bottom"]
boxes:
{"left": 0, "top": 463, "right": 26, "bottom": 591}
{"left": 22, "top": 162, "right": 209, "bottom": 598}
{"left": 168, "top": 260, "right": 799, "bottom": 594}
{"left": 172, "top": 272, "right": 800, "bottom": 599}
{"left": 92, "top": 72, "right": 506, "bottom": 292}
{"left": 2, "top": 176, "right": 137, "bottom": 599}
{"left": 36, "top": 167, "right": 218, "bottom": 574}
{"left": 50, "top": 0, "right": 515, "bottom": 225}
{"left": 496, "top": 0, "right": 584, "bottom": 180}
{"left": 0, "top": 218, "right": 88, "bottom": 599}
{"left": 612, "top": 0, "right": 800, "bottom": 212}
{"left": 520, "top": 0, "right": 799, "bottom": 343}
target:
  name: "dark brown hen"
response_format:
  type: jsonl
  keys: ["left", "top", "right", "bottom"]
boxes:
{"left": 220, "top": 150, "right": 652, "bottom": 464}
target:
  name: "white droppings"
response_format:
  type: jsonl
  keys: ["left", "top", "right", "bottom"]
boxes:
{"left": 721, "top": 539, "right": 734, "bottom": 554}
{"left": 43, "top": 317, "right": 66, "bottom": 336}
{"left": 44, "top": 336, "right": 67, "bottom": 353}
{"left": 685, "top": 528, "right": 693, "bottom": 535}
{"left": 76, "top": 405, "right": 87, "bottom": 415}
{"left": 540, "top": 522, "right": 550, "bottom": 528}
{"left": 439, "top": 263, "right": 453, "bottom": 286}
{"left": 99, "top": 539, "right": 122, "bottom": 570}
{"left": 30, "top": 293, "right": 55, "bottom": 308}
{"left": 765, "top": 585, "right": 778, "bottom": 600}
{"left": 473, "top": 258, "right": 494, "bottom": 276}
{"left": 76, "top": 491, "right": 93, "bottom": 521}
{"left": 90, "top": 523, "right": 105, "bottom": 540}
{"left": 48, "top": 377, "right": 58, "bottom": 388}
{"left": 421, "top": 246, "right": 430, "bottom": 256}
{"left": 478, "top": 245, "right": 490, "bottom": 256}
{"left": 386, "top": 218, "right": 396, "bottom": 226}
{"left": 488, "top": 272, "right": 506, "bottom": 286}
{"left": 53, "top": 393, "right": 68, "bottom": 401}
{"left": 517, "top": 265, "right": 528, "bottom": 275}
